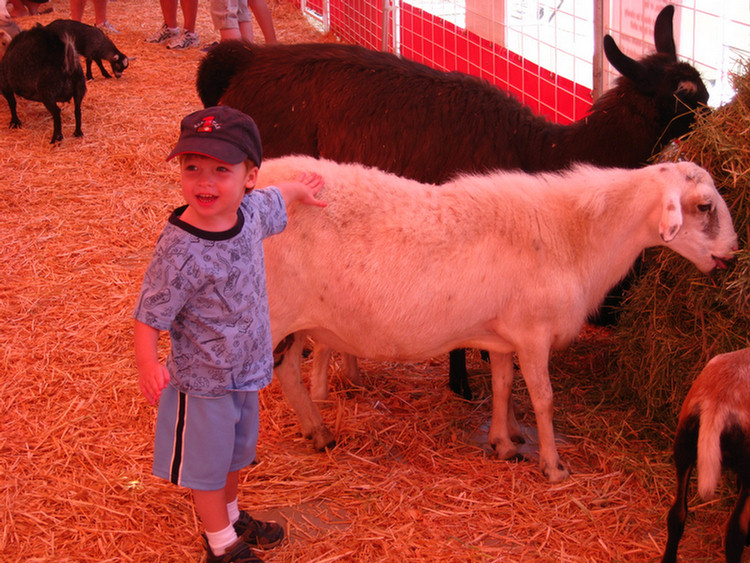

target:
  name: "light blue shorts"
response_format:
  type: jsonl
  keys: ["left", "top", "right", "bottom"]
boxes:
{"left": 210, "top": 0, "right": 252, "bottom": 30}
{"left": 153, "top": 384, "right": 259, "bottom": 491}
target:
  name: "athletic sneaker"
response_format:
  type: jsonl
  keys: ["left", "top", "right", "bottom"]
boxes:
{"left": 201, "top": 40, "right": 220, "bottom": 53}
{"left": 96, "top": 21, "right": 119, "bottom": 34}
{"left": 145, "top": 23, "right": 180, "bottom": 44}
{"left": 233, "top": 511, "right": 285, "bottom": 550}
{"left": 205, "top": 538, "right": 264, "bottom": 563}
{"left": 167, "top": 30, "right": 199, "bottom": 50}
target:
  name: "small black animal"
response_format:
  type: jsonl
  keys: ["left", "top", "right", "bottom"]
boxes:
{"left": 46, "top": 19, "right": 129, "bottom": 80}
{"left": 0, "top": 24, "right": 86, "bottom": 143}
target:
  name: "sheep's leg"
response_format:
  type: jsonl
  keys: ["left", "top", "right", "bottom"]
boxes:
{"left": 488, "top": 351, "right": 519, "bottom": 460}
{"left": 726, "top": 483, "right": 750, "bottom": 563}
{"left": 310, "top": 342, "right": 333, "bottom": 401}
{"left": 661, "top": 433, "right": 694, "bottom": 563}
{"left": 516, "top": 345, "right": 568, "bottom": 482}
{"left": 342, "top": 353, "right": 362, "bottom": 386}
{"left": 311, "top": 343, "right": 362, "bottom": 401}
{"left": 275, "top": 333, "right": 336, "bottom": 450}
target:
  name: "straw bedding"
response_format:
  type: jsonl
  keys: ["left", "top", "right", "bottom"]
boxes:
{"left": 611, "top": 62, "right": 750, "bottom": 423}
{"left": 0, "top": 2, "right": 735, "bottom": 561}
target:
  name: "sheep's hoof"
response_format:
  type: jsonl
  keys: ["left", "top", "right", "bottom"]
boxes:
{"left": 489, "top": 439, "right": 518, "bottom": 461}
{"left": 542, "top": 462, "right": 569, "bottom": 483}
{"left": 9, "top": 120, "right": 20, "bottom": 129}
{"left": 311, "top": 426, "right": 336, "bottom": 451}
{"left": 74, "top": 129, "right": 84, "bottom": 138}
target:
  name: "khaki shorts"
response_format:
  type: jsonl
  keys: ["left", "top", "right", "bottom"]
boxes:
{"left": 210, "top": 0, "right": 252, "bottom": 30}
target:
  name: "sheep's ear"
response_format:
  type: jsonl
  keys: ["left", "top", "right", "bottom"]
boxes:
{"left": 603, "top": 35, "right": 647, "bottom": 84}
{"left": 659, "top": 189, "right": 683, "bottom": 242}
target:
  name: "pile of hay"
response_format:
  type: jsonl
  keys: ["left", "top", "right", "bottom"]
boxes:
{"left": 610, "top": 61, "right": 750, "bottom": 423}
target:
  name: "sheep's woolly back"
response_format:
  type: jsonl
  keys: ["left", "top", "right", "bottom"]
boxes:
{"left": 257, "top": 155, "right": 733, "bottom": 361}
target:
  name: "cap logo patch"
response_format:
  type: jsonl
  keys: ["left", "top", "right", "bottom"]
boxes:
{"left": 167, "top": 106, "right": 262, "bottom": 165}
{"left": 196, "top": 116, "right": 220, "bottom": 133}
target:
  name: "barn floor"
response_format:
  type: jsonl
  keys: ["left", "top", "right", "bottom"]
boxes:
{"left": 0, "top": 1, "right": 737, "bottom": 562}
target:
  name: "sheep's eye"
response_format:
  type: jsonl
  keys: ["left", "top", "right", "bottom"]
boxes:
{"left": 697, "top": 203, "right": 712, "bottom": 213}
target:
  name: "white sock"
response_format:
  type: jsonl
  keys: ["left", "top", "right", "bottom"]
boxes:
{"left": 205, "top": 524, "right": 238, "bottom": 556}
{"left": 227, "top": 498, "right": 240, "bottom": 525}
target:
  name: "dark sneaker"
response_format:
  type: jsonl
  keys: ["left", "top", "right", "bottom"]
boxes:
{"left": 205, "top": 538, "right": 264, "bottom": 563}
{"left": 233, "top": 511, "right": 285, "bottom": 550}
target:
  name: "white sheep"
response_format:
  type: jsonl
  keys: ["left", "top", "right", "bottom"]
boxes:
{"left": 259, "top": 156, "right": 738, "bottom": 483}
{"left": 662, "top": 348, "right": 750, "bottom": 563}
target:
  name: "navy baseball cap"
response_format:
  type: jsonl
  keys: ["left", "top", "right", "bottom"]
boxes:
{"left": 167, "top": 106, "right": 262, "bottom": 166}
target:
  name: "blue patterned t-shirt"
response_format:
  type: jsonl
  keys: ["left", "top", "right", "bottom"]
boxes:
{"left": 133, "top": 187, "right": 287, "bottom": 397}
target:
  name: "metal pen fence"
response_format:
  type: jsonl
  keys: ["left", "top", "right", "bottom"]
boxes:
{"left": 298, "top": 0, "right": 750, "bottom": 124}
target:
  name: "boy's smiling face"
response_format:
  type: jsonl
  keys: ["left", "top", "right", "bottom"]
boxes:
{"left": 178, "top": 154, "right": 258, "bottom": 232}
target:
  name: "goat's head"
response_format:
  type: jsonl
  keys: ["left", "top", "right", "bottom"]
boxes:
{"left": 109, "top": 53, "right": 133, "bottom": 79}
{"left": 603, "top": 5, "right": 709, "bottom": 140}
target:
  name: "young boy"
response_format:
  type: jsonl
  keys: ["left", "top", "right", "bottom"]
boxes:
{"left": 134, "top": 106, "right": 326, "bottom": 563}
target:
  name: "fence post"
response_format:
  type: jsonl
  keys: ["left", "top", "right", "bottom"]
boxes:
{"left": 592, "top": 0, "right": 604, "bottom": 101}
{"left": 381, "top": 0, "right": 391, "bottom": 52}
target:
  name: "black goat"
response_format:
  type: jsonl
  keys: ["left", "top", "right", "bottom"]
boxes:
{"left": 46, "top": 19, "right": 130, "bottom": 80}
{"left": 662, "top": 348, "right": 750, "bottom": 563}
{"left": 197, "top": 5, "right": 708, "bottom": 400}
{"left": 0, "top": 25, "right": 86, "bottom": 143}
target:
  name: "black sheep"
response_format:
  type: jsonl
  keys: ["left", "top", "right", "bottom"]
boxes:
{"left": 0, "top": 25, "right": 86, "bottom": 143}
{"left": 197, "top": 5, "right": 708, "bottom": 400}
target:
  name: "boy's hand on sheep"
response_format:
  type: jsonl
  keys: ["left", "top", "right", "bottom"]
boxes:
{"left": 277, "top": 172, "right": 327, "bottom": 208}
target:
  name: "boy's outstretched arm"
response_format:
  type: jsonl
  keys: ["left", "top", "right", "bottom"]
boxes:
{"left": 276, "top": 172, "right": 327, "bottom": 208}
{"left": 134, "top": 320, "right": 170, "bottom": 405}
